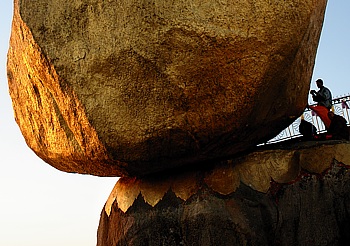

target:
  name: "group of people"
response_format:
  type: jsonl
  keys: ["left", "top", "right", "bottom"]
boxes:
{"left": 299, "top": 79, "right": 349, "bottom": 141}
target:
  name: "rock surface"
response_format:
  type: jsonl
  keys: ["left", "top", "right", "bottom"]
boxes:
{"left": 8, "top": 0, "right": 327, "bottom": 176}
{"left": 97, "top": 141, "right": 350, "bottom": 245}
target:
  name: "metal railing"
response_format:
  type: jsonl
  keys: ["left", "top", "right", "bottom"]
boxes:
{"left": 266, "top": 94, "right": 350, "bottom": 144}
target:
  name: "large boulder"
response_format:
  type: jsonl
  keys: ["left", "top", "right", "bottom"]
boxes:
{"left": 7, "top": 0, "right": 327, "bottom": 176}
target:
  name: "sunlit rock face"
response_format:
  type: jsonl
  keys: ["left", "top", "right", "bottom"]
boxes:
{"left": 97, "top": 141, "right": 350, "bottom": 245}
{"left": 7, "top": 0, "right": 327, "bottom": 176}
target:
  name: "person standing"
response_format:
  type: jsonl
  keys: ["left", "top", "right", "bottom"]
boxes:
{"left": 310, "top": 78, "right": 332, "bottom": 109}
{"left": 309, "top": 79, "right": 333, "bottom": 129}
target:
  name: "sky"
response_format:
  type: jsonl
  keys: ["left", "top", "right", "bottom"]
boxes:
{"left": 0, "top": 1, "right": 350, "bottom": 246}
{"left": 0, "top": 3, "right": 117, "bottom": 245}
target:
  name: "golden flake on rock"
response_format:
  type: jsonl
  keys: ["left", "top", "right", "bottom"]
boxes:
{"left": 204, "top": 163, "right": 240, "bottom": 195}
{"left": 237, "top": 158, "right": 271, "bottom": 193}
{"left": 334, "top": 143, "right": 350, "bottom": 165}
{"left": 299, "top": 142, "right": 350, "bottom": 174}
{"left": 105, "top": 182, "right": 118, "bottom": 216}
{"left": 140, "top": 177, "right": 172, "bottom": 207}
{"left": 171, "top": 171, "right": 200, "bottom": 201}
{"left": 106, "top": 177, "right": 141, "bottom": 214}
{"left": 266, "top": 150, "right": 300, "bottom": 183}
{"left": 299, "top": 145, "right": 335, "bottom": 174}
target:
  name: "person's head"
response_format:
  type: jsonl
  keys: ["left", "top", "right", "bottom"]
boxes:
{"left": 328, "top": 111, "right": 334, "bottom": 120}
{"left": 316, "top": 79, "right": 323, "bottom": 88}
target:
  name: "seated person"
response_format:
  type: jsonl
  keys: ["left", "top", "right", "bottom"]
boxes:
{"left": 327, "top": 111, "right": 349, "bottom": 140}
{"left": 299, "top": 119, "right": 317, "bottom": 140}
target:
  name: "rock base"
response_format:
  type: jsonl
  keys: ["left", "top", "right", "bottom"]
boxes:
{"left": 97, "top": 142, "right": 350, "bottom": 245}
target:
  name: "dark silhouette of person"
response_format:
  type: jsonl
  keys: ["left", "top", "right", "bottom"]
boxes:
{"left": 299, "top": 119, "right": 317, "bottom": 140}
{"left": 327, "top": 111, "right": 349, "bottom": 140}
{"left": 310, "top": 79, "right": 332, "bottom": 109}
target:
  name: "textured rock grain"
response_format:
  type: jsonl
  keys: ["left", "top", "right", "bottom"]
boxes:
{"left": 8, "top": 0, "right": 327, "bottom": 176}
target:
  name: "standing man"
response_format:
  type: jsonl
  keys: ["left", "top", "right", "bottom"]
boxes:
{"left": 310, "top": 78, "right": 332, "bottom": 109}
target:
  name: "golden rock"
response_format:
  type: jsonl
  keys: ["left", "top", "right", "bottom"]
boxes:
{"left": 8, "top": 0, "right": 327, "bottom": 176}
